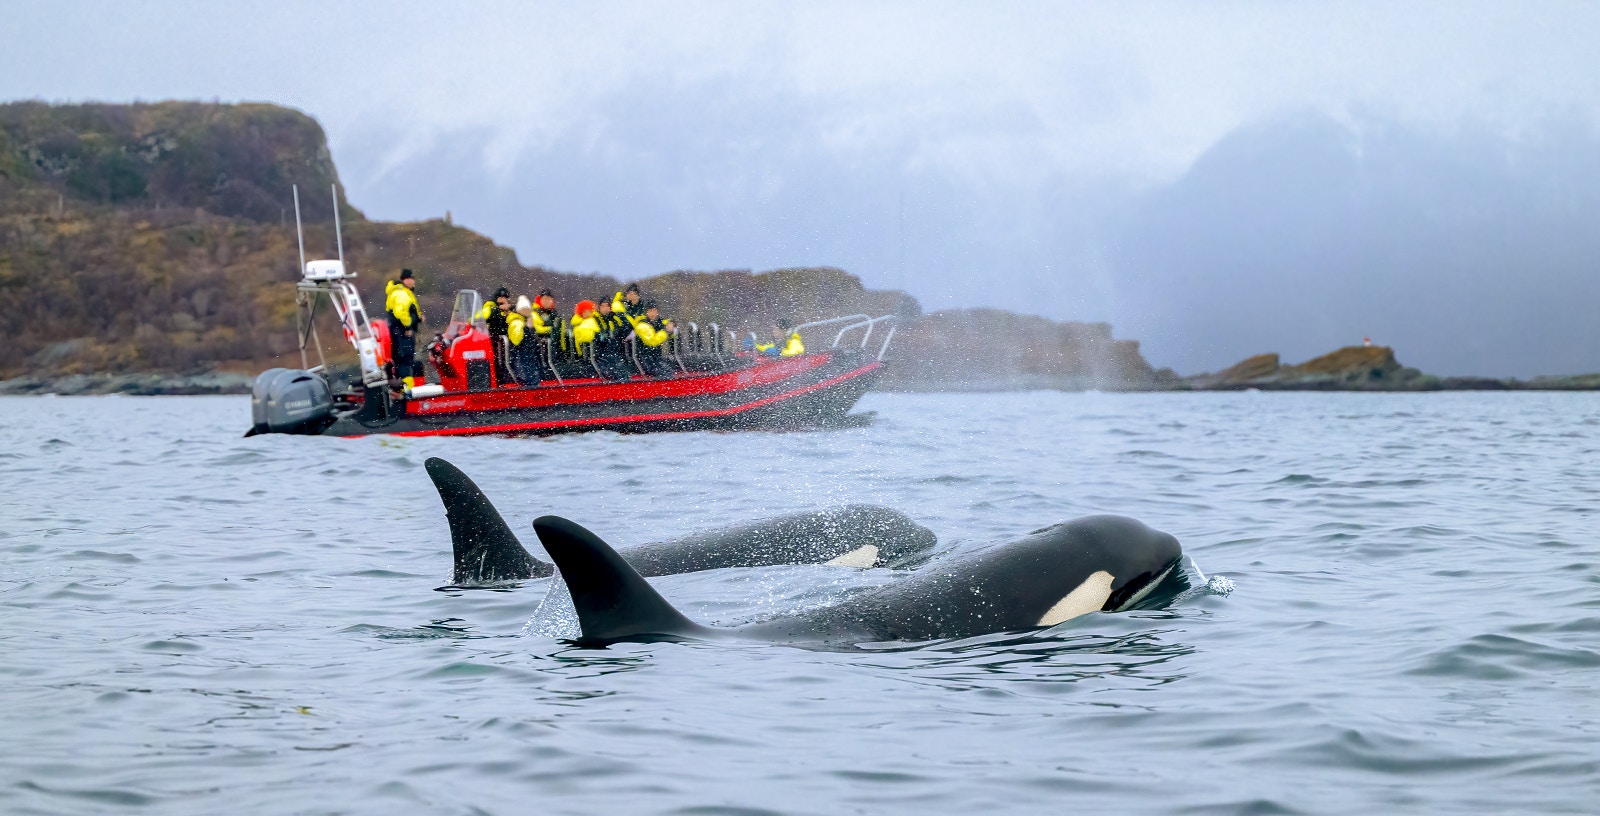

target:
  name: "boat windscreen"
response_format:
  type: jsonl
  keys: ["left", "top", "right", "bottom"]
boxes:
{"left": 446, "top": 289, "right": 484, "bottom": 339}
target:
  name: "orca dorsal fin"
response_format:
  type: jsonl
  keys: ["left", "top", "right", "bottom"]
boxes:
{"left": 532, "top": 515, "right": 710, "bottom": 645}
{"left": 425, "top": 457, "right": 552, "bottom": 583}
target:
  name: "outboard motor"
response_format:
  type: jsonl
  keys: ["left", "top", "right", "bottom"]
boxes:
{"left": 250, "top": 367, "right": 289, "bottom": 434}
{"left": 250, "top": 369, "right": 334, "bottom": 434}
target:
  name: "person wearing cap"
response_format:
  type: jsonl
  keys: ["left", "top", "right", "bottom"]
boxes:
{"left": 755, "top": 319, "right": 804, "bottom": 357}
{"left": 570, "top": 299, "right": 602, "bottom": 353}
{"left": 611, "top": 283, "right": 644, "bottom": 323}
{"left": 478, "top": 287, "right": 517, "bottom": 386}
{"left": 526, "top": 289, "right": 575, "bottom": 380}
{"left": 384, "top": 269, "right": 425, "bottom": 389}
{"left": 627, "top": 300, "right": 677, "bottom": 376}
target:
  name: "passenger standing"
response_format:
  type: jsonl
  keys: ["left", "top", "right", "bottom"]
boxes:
{"left": 384, "top": 269, "right": 425, "bottom": 389}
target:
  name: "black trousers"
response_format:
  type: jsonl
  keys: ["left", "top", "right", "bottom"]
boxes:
{"left": 392, "top": 331, "right": 419, "bottom": 380}
{"left": 491, "top": 336, "right": 516, "bottom": 385}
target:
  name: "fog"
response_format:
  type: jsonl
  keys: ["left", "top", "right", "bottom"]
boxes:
{"left": 6, "top": 1, "right": 1600, "bottom": 374}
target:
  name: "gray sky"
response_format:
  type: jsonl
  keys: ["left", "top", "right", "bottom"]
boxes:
{"left": 6, "top": 1, "right": 1600, "bottom": 375}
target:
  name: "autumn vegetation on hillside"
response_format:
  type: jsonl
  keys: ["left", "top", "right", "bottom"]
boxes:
{"left": 0, "top": 100, "right": 1162, "bottom": 390}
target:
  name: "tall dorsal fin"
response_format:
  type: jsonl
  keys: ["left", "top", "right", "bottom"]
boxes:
{"left": 425, "top": 457, "right": 551, "bottom": 583}
{"left": 532, "top": 515, "right": 710, "bottom": 645}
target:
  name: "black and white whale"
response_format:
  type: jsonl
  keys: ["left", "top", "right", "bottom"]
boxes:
{"left": 531, "top": 513, "right": 1188, "bottom": 646}
{"left": 426, "top": 457, "right": 938, "bottom": 585}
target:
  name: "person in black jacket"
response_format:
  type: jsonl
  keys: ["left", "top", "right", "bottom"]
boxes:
{"left": 483, "top": 287, "right": 516, "bottom": 386}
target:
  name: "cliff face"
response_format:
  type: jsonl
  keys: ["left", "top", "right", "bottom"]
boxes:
{"left": 0, "top": 100, "right": 1162, "bottom": 392}
{"left": 0, "top": 101, "right": 350, "bottom": 223}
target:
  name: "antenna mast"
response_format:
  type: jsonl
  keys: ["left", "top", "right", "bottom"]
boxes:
{"left": 293, "top": 184, "right": 306, "bottom": 274}
{"left": 331, "top": 183, "right": 345, "bottom": 267}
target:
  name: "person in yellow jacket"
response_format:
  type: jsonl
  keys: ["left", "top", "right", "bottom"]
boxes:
{"left": 478, "top": 287, "right": 517, "bottom": 386}
{"left": 755, "top": 319, "right": 804, "bottom": 357}
{"left": 626, "top": 301, "right": 678, "bottom": 376}
{"left": 525, "top": 289, "right": 575, "bottom": 380}
{"left": 611, "top": 283, "right": 644, "bottom": 323}
{"left": 570, "top": 300, "right": 603, "bottom": 353}
{"left": 572, "top": 299, "right": 632, "bottom": 380}
{"left": 507, "top": 295, "right": 538, "bottom": 384}
{"left": 384, "top": 269, "right": 425, "bottom": 388}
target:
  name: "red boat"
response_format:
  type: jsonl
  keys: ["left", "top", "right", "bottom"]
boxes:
{"left": 247, "top": 185, "right": 894, "bottom": 438}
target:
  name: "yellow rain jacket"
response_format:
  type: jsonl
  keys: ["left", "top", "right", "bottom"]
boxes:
{"left": 612, "top": 291, "right": 643, "bottom": 323}
{"left": 756, "top": 332, "right": 805, "bottom": 357}
{"left": 508, "top": 312, "right": 527, "bottom": 346}
{"left": 528, "top": 309, "right": 556, "bottom": 336}
{"left": 633, "top": 318, "right": 674, "bottom": 349}
{"left": 385, "top": 280, "right": 422, "bottom": 328}
{"left": 571, "top": 311, "right": 602, "bottom": 352}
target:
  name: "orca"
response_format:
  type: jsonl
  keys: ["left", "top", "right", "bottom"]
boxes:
{"left": 532, "top": 513, "right": 1188, "bottom": 647}
{"left": 426, "top": 457, "right": 938, "bottom": 585}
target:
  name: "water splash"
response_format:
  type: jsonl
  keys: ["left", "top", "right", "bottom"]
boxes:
{"left": 523, "top": 574, "right": 579, "bottom": 639}
{"left": 1189, "top": 555, "right": 1234, "bottom": 596}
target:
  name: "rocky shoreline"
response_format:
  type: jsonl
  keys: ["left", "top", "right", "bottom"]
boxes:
{"left": 0, "top": 371, "right": 256, "bottom": 396}
{"left": 1179, "top": 345, "right": 1600, "bottom": 392}
{"left": 6, "top": 345, "right": 1598, "bottom": 397}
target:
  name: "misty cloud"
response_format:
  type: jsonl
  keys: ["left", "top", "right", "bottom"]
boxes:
{"left": 7, "top": 2, "right": 1600, "bottom": 375}
{"left": 1108, "top": 111, "right": 1600, "bottom": 376}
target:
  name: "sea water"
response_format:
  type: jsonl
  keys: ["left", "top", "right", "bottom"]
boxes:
{"left": 2, "top": 391, "right": 1597, "bottom": 814}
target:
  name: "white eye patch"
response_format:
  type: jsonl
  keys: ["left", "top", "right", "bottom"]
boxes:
{"left": 1037, "top": 570, "right": 1114, "bottom": 626}
{"left": 825, "top": 544, "right": 879, "bottom": 569}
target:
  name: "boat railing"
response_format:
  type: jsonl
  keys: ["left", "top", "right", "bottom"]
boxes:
{"left": 541, "top": 331, "right": 564, "bottom": 385}
{"left": 666, "top": 328, "right": 690, "bottom": 374}
{"left": 832, "top": 315, "right": 898, "bottom": 359}
{"left": 624, "top": 335, "right": 646, "bottom": 377}
{"left": 792, "top": 314, "right": 870, "bottom": 342}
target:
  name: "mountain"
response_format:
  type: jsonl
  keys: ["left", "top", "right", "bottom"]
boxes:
{"left": 0, "top": 100, "right": 1160, "bottom": 392}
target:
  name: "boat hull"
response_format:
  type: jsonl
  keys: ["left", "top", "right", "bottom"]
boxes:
{"left": 310, "top": 350, "right": 882, "bottom": 438}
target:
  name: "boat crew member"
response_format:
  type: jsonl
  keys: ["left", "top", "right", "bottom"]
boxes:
{"left": 629, "top": 300, "right": 677, "bottom": 376}
{"left": 481, "top": 287, "right": 517, "bottom": 386}
{"left": 612, "top": 283, "right": 644, "bottom": 323}
{"left": 755, "top": 319, "right": 804, "bottom": 357}
{"left": 384, "top": 269, "right": 425, "bottom": 389}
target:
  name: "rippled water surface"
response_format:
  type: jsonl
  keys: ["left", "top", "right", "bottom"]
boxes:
{"left": 4, "top": 392, "right": 1599, "bottom": 814}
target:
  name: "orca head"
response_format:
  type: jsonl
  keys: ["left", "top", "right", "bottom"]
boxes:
{"left": 1024, "top": 515, "right": 1186, "bottom": 627}
{"left": 832, "top": 505, "right": 939, "bottom": 568}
